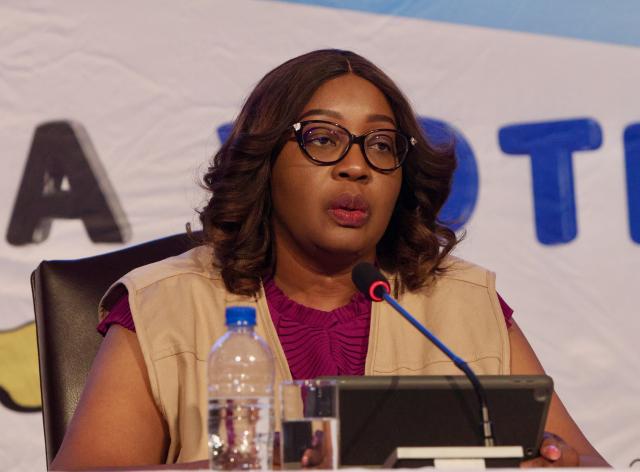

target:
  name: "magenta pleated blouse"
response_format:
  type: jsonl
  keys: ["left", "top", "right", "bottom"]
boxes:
{"left": 98, "top": 278, "right": 513, "bottom": 379}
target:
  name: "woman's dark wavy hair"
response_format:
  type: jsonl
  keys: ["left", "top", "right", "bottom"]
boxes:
{"left": 199, "top": 49, "right": 459, "bottom": 296}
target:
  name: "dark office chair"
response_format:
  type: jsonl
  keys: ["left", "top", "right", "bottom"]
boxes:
{"left": 31, "top": 231, "right": 203, "bottom": 467}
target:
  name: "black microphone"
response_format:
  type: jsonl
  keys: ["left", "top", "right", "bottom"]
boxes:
{"left": 351, "top": 261, "right": 390, "bottom": 301}
{"left": 351, "top": 262, "right": 496, "bottom": 447}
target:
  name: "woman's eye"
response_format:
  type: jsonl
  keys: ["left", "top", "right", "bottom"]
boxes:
{"left": 373, "top": 142, "right": 390, "bottom": 151}
{"left": 368, "top": 139, "right": 393, "bottom": 153}
{"left": 313, "top": 136, "right": 333, "bottom": 145}
{"left": 305, "top": 132, "right": 337, "bottom": 147}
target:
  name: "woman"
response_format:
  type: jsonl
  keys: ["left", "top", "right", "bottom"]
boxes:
{"left": 51, "top": 49, "right": 608, "bottom": 469}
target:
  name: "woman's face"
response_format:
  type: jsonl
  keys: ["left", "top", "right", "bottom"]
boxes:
{"left": 271, "top": 74, "right": 403, "bottom": 264}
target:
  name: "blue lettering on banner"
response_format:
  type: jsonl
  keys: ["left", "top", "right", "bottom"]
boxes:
{"left": 418, "top": 117, "right": 478, "bottom": 231}
{"left": 499, "top": 118, "right": 602, "bottom": 245}
{"left": 5, "top": 119, "right": 637, "bottom": 248}
{"left": 624, "top": 124, "right": 640, "bottom": 244}
{"left": 217, "top": 123, "right": 233, "bottom": 144}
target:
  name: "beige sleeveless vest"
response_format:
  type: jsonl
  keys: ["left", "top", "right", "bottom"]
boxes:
{"left": 99, "top": 246, "right": 510, "bottom": 463}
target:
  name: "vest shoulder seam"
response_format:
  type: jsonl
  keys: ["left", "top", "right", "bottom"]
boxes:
{"left": 385, "top": 256, "right": 494, "bottom": 289}
{"left": 128, "top": 270, "right": 222, "bottom": 293}
{"left": 440, "top": 256, "right": 492, "bottom": 285}
{"left": 123, "top": 246, "right": 222, "bottom": 292}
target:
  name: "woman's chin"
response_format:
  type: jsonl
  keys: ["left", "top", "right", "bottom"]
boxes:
{"left": 312, "top": 232, "right": 374, "bottom": 259}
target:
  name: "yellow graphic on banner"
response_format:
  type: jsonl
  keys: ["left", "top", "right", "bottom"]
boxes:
{"left": 0, "top": 321, "right": 41, "bottom": 412}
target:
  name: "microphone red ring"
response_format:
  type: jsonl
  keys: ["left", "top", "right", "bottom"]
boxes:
{"left": 369, "top": 280, "right": 390, "bottom": 301}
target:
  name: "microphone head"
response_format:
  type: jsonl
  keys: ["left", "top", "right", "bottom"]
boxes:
{"left": 351, "top": 262, "right": 390, "bottom": 302}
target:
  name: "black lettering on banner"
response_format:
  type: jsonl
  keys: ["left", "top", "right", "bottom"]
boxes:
{"left": 6, "top": 121, "right": 131, "bottom": 245}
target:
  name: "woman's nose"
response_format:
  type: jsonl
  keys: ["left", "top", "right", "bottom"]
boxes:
{"left": 332, "top": 143, "right": 371, "bottom": 182}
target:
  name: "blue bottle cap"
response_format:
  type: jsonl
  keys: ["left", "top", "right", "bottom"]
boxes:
{"left": 225, "top": 306, "right": 256, "bottom": 326}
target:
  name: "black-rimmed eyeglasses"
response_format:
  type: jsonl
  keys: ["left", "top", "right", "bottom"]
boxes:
{"left": 291, "top": 120, "right": 416, "bottom": 172}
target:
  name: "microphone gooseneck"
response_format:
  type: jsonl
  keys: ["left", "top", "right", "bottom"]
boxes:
{"left": 351, "top": 262, "right": 495, "bottom": 447}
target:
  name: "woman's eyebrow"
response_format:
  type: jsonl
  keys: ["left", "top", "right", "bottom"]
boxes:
{"left": 298, "top": 108, "right": 342, "bottom": 120}
{"left": 298, "top": 109, "right": 396, "bottom": 126}
{"left": 366, "top": 113, "right": 396, "bottom": 126}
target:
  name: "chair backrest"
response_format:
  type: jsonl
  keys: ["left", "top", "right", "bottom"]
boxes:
{"left": 31, "top": 232, "right": 203, "bottom": 467}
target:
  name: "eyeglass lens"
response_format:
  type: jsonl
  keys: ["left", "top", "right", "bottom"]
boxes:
{"left": 301, "top": 122, "right": 408, "bottom": 170}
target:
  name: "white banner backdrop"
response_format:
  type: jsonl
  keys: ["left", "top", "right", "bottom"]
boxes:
{"left": 1, "top": 1, "right": 638, "bottom": 469}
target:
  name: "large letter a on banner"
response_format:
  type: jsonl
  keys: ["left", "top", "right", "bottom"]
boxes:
{"left": 6, "top": 121, "right": 131, "bottom": 245}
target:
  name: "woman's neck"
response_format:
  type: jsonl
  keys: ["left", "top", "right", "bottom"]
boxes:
{"left": 272, "top": 239, "right": 374, "bottom": 312}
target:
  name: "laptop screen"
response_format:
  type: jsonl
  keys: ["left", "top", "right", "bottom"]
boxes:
{"left": 322, "top": 375, "right": 552, "bottom": 466}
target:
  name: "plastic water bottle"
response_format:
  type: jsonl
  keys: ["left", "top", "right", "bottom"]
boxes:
{"left": 208, "top": 306, "right": 275, "bottom": 470}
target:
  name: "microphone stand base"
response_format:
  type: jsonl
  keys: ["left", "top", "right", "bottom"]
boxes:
{"left": 383, "top": 446, "right": 524, "bottom": 469}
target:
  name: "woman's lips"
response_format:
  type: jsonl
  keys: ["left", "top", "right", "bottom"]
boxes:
{"left": 328, "top": 208, "right": 369, "bottom": 227}
{"left": 327, "top": 193, "right": 370, "bottom": 228}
